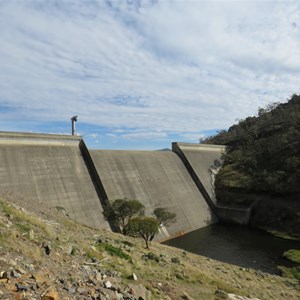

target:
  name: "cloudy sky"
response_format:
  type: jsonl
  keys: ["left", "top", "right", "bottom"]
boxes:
{"left": 0, "top": 0, "right": 299, "bottom": 150}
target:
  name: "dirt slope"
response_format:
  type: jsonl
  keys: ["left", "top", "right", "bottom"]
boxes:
{"left": 0, "top": 193, "right": 299, "bottom": 300}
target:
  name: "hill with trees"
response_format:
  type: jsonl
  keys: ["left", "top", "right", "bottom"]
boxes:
{"left": 202, "top": 94, "right": 300, "bottom": 236}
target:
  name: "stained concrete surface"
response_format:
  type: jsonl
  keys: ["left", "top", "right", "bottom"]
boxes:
{"left": 0, "top": 132, "right": 224, "bottom": 238}
{"left": 90, "top": 150, "right": 217, "bottom": 241}
{"left": 173, "top": 143, "right": 225, "bottom": 205}
{"left": 0, "top": 132, "right": 109, "bottom": 229}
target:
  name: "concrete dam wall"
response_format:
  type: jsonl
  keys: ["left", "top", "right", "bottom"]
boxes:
{"left": 0, "top": 131, "right": 227, "bottom": 240}
{"left": 0, "top": 132, "right": 109, "bottom": 229}
{"left": 173, "top": 142, "right": 252, "bottom": 225}
{"left": 89, "top": 150, "right": 217, "bottom": 241}
{"left": 172, "top": 143, "right": 225, "bottom": 207}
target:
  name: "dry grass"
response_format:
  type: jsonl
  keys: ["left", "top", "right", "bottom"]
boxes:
{"left": 0, "top": 195, "right": 299, "bottom": 300}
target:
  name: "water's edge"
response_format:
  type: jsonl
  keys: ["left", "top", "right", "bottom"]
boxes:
{"left": 163, "top": 223, "right": 300, "bottom": 275}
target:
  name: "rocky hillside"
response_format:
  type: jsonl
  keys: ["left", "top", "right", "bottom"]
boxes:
{"left": 202, "top": 94, "right": 300, "bottom": 236}
{"left": 0, "top": 194, "right": 299, "bottom": 299}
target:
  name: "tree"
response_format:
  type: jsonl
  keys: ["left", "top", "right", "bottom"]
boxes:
{"left": 153, "top": 207, "right": 176, "bottom": 228}
{"left": 125, "top": 216, "right": 159, "bottom": 248}
{"left": 102, "top": 198, "right": 145, "bottom": 233}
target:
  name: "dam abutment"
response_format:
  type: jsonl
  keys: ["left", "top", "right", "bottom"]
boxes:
{"left": 172, "top": 142, "right": 219, "bottom": 216}
{"left": 172, "top": 142, "right": 252, "bottom": 226}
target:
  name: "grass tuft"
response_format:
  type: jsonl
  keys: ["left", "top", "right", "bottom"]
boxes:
{"left": 283, "top": 249, "right": 300, "bottom": 264}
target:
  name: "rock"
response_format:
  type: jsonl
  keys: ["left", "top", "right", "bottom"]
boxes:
{"left": 0, "top": 290, "right": 3, "bottom": 298}
{"left": 68, "top": 287, "right": 76, "bottom": 294}
{"left": 82, "top": 265, "right": 91, "bottom": 277}
{"left": 15, "top": 267, "right": 26, "bottom": 275}
{"left": 43, "top": 242, "right": 52, "bottom": 256}
{"left": 171, "top": 257, "right": 180, "bottom": 264}
{"left": 175, "top": 272, "right": 185, "bottom": 280}
{"left": 9, "top": 259, "right": 17, "bottom": 267}
{"left": 67, "top": 245, "right": 73, "bottom": 255}
{"left": 0, "top": 271, "right": 9, "bottom": 279}
{"left": 77, "top": 286, "right": 89, "bottom": 295}
{"left": 142, "top": 252, "right": 160, "bottom": 262}
{"left": 99, "top": 268, "right": 108, "bottom": 276}
{"left": 108, "top": 270, "right": 121, "bottom": 278}
{"left": 10, "top": 269, "right": 21, "bottom": 278}
{"left": 181, "top": 291, "right": 195, "bottom": 300}
{"left": 16, "top": 283, "right": 29, "bottom": 292}
{"left": 31, "top": 273, "right": 48, "bottom": 284}
{"left": 103, "top": 280, "right": 112, "bottom": 289}
{"left": 215, "top": 289, "right": 228, "bottom": 298}
{"left": 30, "top": 283, "right": 37, "bottom": 291}
{"left": 95, "top": 272, "right": 102, "bottom": 282}
{"left": 24, "top": 263, "right": 35, "bottom": 271}
{"left": 98, "top": 287, "right": 123, "bottom": 300}
{"left": 255, "top": 270, "right": 265, "bottom": 277}
{"left": 127, "top": 284, "right": 152, "bottom": 300}
{"left": 128, "top": 273, "right": 138, "bottom": 281}
{"left": 227, "top": 294, "right": 261, "bottom": 300}
{"left": 41, "top": 290, "right": 59, "bottom": 300}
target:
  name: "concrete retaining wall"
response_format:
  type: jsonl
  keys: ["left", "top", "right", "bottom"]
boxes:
{"left": 0, "top": 132, "right": 109, "bottom": 229}
{"left": 215, "top": 206, "right": 252, "bottom": 225}
{"left": 173, "top": 142, "right": 253, "bottom": 225}
{"left": 90, "top": 150, "right": 217, "bottom": 241}
{"left": 172, "top": 143, "right": 225, "bottom": 208}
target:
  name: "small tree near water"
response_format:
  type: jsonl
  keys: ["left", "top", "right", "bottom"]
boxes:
{"left": 103, "top": 198, "right": 177, "bottom": 247}
{"left": 102, "top": 198, "right": 145, "bottom": 234}
{"left": 153, "top": 207, "right": 176, "bottom": 228}
{"left": 126, "top": 216, "right": 159, "bottom": 248}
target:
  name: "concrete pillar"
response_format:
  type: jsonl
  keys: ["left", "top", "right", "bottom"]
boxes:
{"left": 71, "top": 116, "right": 77, "bottom": 135}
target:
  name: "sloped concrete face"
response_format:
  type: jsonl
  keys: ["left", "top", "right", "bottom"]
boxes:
{"left": 172, "top": 143, "right": 225, "bottom": 205}
{"left": 90, "top": 150, "right": 217, "bottom": 241}
{"left": 0, "top": 132, "right": 109, "bottom": 229}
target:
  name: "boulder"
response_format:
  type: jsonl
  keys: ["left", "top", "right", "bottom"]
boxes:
{"left": 127, "top": 284, "right": 152, "bottom": 300}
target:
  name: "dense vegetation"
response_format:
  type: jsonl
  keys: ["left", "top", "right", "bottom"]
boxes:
{"left": 202, "top": 94, "right": 300, "bottom": 234}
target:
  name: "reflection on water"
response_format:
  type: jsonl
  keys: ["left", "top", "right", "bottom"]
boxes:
{"left": 163, "top": 223, "right": 300, "bottom": 274}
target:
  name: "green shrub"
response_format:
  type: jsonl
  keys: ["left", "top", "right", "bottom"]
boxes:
{"left": 104, "top": 243, "right": 131, "bottom": 260}
{"left": 283, "top": 249, "right": 300, "bottom": 264}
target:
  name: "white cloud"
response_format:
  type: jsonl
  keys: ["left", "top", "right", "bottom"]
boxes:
{"left": 0, "top": 0, "right": 299, "bottom": 148}
{"left": 89, "top": 133, "right": 99, "bottom": 139}
{"left": 121, "top": 130, "right": 168, "bottom": 140}
{"left": 179, "top": 133, "right": 205, "bottom": 143}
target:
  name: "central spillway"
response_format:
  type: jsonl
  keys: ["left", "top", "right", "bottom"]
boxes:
{"left": 90, "top": 150, "right": 217, "bottom": 241}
